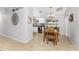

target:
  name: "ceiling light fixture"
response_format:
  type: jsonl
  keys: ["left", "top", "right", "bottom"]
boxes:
{"left": 46, "top": 7, "right": 56, "bottom": 20}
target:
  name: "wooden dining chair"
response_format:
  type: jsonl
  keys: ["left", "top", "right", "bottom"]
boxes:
{"left": 43, "top": 27, "right": 59, "bottom": 45}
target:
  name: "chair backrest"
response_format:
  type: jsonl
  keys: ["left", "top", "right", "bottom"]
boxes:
{"left": 54, "top": 27, "right": 59, "bottom": 32}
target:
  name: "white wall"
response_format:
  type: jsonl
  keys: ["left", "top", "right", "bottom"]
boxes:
{"left": 0, "top": 7, "right": 33, "bottom": 43}
{"left": 0, "top": 8, "right": 9, "bottom": 35}
{"left": 65, "top": 7, "right": 79, "bottom": 47}
{"left": 64, "top": 16, "right": 70, "bottom": 37}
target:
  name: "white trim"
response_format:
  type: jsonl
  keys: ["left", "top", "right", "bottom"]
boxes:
{"left": 0, "top": 33, "right": 33, "bottom": 43}
{"left": 68, "top": 37, "right": 79, "bottom": 49}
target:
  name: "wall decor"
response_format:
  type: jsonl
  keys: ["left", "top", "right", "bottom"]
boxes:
{"left": 12, "top": 13, "right": 19, "bottom": 25}
{"left": 28, "top": 16, "right": 32, "bottom": 24}
{"left": 69, "top": 13, "right": 74, "bottom": 22}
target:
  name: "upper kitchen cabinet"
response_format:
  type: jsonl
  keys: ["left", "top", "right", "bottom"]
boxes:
{"left": 33, "top": 7, "right": 49, "bottom": 18}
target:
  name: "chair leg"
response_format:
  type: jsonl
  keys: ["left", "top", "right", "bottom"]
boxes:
{"left": 57, "top": 38, "right": 59, "bottom": 42}
{"left": 53, "top": 38, "right": 57, "bottom": 46}
{"left": 55, "top": 40, "right": 57, "bottom": 45}
{"left": 43, "top": 38, "right": 45, "bottom": 42}
{"left": 46, "top": 38, "right": 48, "bottom": 44}
{"left": 43, "top": 35, "right": 45, "bottom": 42}
{"left": 53, "top": 40, "right": 55, "bottom": 45}
{"left": 56, "top": 37, "right": 59, "bottom": 43}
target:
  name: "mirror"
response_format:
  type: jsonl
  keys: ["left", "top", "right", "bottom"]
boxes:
{"left": 69, "top": 13, "right": 74, "bottom": 22}
{"left": 12, "top": 13, "right": 19, "bottom": 25}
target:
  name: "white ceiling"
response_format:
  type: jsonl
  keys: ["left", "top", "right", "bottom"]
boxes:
{"left": 33, "top": 7, "right": 68, "bottom": 18}
{"left": 0, "top": 7, "right": 68, "bottom": 17}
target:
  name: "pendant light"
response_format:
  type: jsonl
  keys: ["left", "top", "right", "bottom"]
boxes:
{"left": 46, "top": 7, "right": 56, "bottom": 20}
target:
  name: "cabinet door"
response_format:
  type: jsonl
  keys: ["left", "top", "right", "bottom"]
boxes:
{"left": 33, "top": 27, "right": 38, "bottom": 32}
{"left": 33, "top": 7, "right": 49, "bottom": 17}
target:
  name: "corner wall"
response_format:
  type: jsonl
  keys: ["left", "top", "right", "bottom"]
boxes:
{"left": 65, "top": 7, "right": 79, "bottom": 47}
{"left": 0, "top": 8, "right": 33, "bottom": 43}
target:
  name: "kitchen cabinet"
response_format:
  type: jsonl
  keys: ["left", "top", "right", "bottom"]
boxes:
{"left": 33, "top": 27, "right": 38, "bottom": 32}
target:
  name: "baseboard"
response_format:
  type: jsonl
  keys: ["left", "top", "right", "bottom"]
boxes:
{"left": 59, "top": 33, "right": 79, "bottom": 49}
{"left": 68, "top": 37, "right": 79, "bottom": 49}
{"left": 0, "top": 33, "right": 33, "bottom": 43}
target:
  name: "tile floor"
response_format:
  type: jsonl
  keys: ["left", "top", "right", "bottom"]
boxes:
{"left": 0, "top": 33, "right": 79, "bottom": 51}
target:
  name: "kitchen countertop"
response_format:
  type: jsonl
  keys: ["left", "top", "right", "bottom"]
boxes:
{"left": 33, "top": 23, "right": 45, "bottom": 27}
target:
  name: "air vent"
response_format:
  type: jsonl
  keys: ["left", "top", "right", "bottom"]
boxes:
{"left": 56, "top": 7, "right": 63, "bottom": 11}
